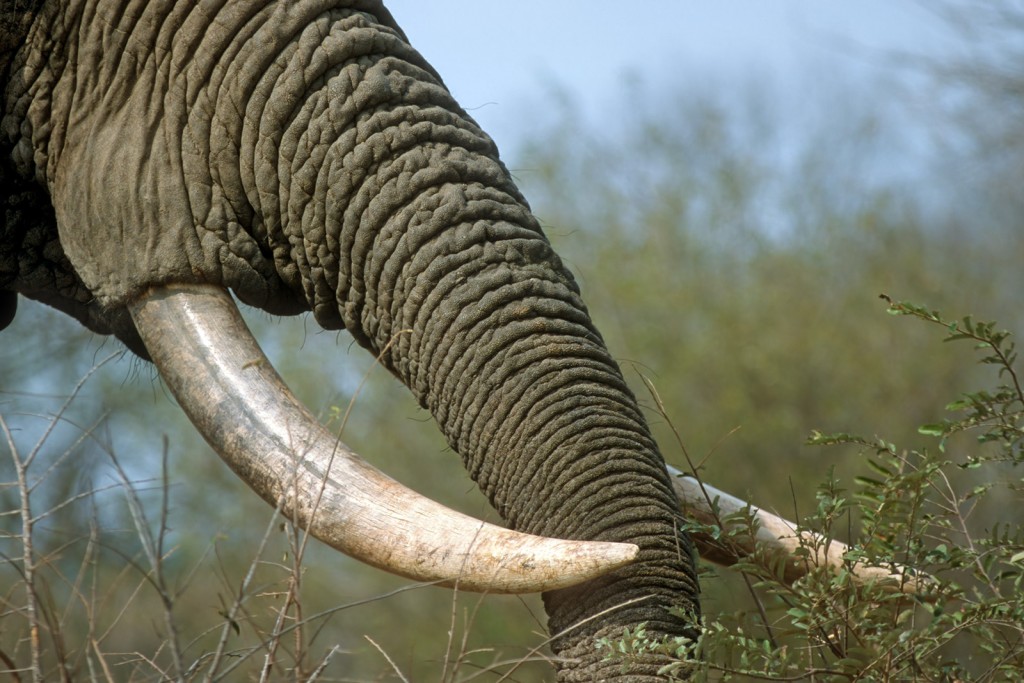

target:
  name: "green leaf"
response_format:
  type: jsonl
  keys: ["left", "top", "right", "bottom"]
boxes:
{"left": 945, "top": 397, "right": 972, "bottom": 411}
{"left": 866, "top": 458, "right": 894, "bottom": 476}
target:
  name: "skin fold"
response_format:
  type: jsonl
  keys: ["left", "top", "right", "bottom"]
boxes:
{"left": 1, "top": 1, "right": 700, "bottom": 679}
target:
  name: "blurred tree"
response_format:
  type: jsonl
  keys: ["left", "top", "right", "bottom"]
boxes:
{"left": 514, "top": 83, "right": 1019, "bottom": 513}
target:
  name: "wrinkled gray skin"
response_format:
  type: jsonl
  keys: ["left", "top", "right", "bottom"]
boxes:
{"left": 0, "top": 1, "right": 699, "bottom": 679}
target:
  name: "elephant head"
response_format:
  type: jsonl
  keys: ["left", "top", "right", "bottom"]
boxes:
{"left": 1, "top": 2, "right": 699, "bottom": 678}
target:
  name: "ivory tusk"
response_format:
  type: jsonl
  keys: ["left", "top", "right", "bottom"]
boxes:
{"left": 668, "top": 465, "right": 926, "bottom": 593}
{"left": 128, "top": 283, "right": 638, "bottom": 593}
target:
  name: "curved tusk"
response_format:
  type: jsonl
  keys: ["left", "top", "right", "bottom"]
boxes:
{"left": 668, "top": 465, "right": 927, "bottom": 593}
{"left": 128, "top": 283, "right": 638, "bottom": 593}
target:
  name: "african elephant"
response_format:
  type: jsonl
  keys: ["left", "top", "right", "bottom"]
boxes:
{"left": 1, "top": 1, "right": 700, "bottom": 679}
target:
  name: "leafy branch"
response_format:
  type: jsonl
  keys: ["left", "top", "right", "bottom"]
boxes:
{"left": 881, "top": 294, "right": 1023, "bottom": 461}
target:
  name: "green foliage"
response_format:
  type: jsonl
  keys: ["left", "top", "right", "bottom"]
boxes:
{"left": 517, "top": 80, "right": 1022, "bottom": 519}
{"left": 882, "top": 296, "right": 1023, "bottom": 459}
{"left": 595, "top": 622, "right": 694, "bottom": 681}
{"left": 600, "top": 301, "right": 1024, "bottom": 680}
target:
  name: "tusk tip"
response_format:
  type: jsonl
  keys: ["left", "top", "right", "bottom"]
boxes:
{"left": 570, "top": 539, "right": 640, "bottom": 569}
{"left": 531, "top": 539, "right": 640, "bottom": 590}
{"left": 456, "top": 538, "right": 640, "bottom": 593}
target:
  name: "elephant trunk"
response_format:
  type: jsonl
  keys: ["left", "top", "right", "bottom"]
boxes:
{"left": 233, "top": 8, "right": 700, "bottom": 677}
{"left": 8, "top": 1, "right": 700, "bottom": 677}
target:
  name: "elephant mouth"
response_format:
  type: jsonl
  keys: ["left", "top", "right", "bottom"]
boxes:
{"left": 127, "top": 283, "right": 639, "bottom": 594}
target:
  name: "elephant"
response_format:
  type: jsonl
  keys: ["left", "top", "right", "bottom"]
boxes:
{"left": 1, "top": 1, "right": 701, "bottom": 679}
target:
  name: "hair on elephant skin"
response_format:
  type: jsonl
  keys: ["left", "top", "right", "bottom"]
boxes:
{"left": 1, "top": 2, "right": 700, "bottom": 680}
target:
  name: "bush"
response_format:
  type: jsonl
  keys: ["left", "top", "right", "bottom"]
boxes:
{"left": 600, "top": 298, "right": 1024, "bottom": 681}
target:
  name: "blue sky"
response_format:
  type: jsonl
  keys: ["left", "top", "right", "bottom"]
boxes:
{"left": 385, "top": 2, "right": 953, "bottom": 155}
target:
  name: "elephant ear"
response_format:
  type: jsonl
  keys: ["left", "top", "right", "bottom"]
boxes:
{"left": 0, "top": 138, "right": 149, "bottom": 354}
{"left": 128, "top": 283, "right": 639, "bottom": 593}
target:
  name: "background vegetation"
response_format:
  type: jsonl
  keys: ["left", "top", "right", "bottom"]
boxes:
{"left": 2, "top": 2, "right": 1021, "bottom": 680}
